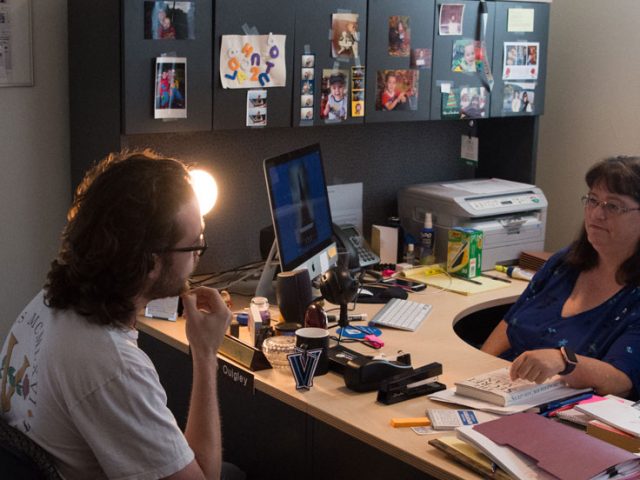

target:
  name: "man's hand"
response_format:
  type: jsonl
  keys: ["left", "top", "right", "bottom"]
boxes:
{"left": 510, "top": 348, "right": 565, "bottom": 384}
{"left": 181, "top": 287, "right": 231, "bottom": 357}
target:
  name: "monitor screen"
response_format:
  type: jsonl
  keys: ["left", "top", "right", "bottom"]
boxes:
{"left": 263, "top": 144, "right": 338, "bottom": 279}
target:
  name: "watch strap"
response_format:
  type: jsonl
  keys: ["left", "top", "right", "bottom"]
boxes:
{"left": 558, "top": 346, "right": 578, "bottom": 375}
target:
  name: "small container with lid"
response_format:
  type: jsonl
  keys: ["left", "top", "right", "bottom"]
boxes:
{"left": 250, "top": 296, "right": 271, "bottom": 326}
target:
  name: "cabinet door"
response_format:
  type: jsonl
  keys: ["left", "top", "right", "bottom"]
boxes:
{"left": 365, "top": 0, "right": 435, "bottom": 123}
{"left": 122, "top": 0, "right": 212, "bottom": 134}
{"left": 292, "top": 0, "right": 367, "bottom": 127}
{"left": 213, "top": 0, "right": 295, "bottom": 130}
{"left": 430, "top": 0, "right": 496, "bottom": 120}
{"left": 490, "top": 2, "right": 549, "bottom": 117}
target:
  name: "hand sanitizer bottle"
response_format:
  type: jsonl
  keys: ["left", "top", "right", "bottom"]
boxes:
{"left": 419, "top": 212, "right": 435, "bottom": 265}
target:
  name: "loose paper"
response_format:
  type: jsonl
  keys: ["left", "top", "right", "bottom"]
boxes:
{"left": 507, "top": 8, "right": 534, "bottom": 33}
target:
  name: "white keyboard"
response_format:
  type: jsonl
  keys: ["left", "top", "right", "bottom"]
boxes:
{"left": 370, "top": 298, "right": 432, "bottom": 332}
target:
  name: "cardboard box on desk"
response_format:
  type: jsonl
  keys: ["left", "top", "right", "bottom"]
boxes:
{"left": 447, "top": 228, "right": 482, "bottom": 279}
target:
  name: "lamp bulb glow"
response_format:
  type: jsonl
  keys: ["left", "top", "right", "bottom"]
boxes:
{"left": 189, "top": 169, "right": 218, "bottom": 216}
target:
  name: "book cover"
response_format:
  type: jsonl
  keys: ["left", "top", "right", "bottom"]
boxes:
{"left": 455, "top": 367, "right": 565, "bottom": 406}
{"left": 586, "top": 420, "right": 640, "bottom": 453}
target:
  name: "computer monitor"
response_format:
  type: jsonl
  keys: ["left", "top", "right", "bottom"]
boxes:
{"left": 263, "top": 144, "right": 338, "bottom": 282}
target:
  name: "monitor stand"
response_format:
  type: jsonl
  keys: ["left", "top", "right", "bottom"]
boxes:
{"left": 255, "top": 240, "right": 278, "bottom": 303}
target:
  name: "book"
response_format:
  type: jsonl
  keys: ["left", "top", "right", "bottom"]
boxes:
{"left": 428, "top": 436, "right": 512, "bottom": 480}
{"left": 472, "top": 413, "right": 640, "bottom": 480}
{"left": 576, "top": 396, "right": 640, "bottom": 437}
{"left": 454, "top": 367, "right": 565, "bottom": 406}
{"left": 587, "top": 420, "right": 640, "bottom": 453}
{"left": 426, "top": 408, "right": 497, "bottom": 430}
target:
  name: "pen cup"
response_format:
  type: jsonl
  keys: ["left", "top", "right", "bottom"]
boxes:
{"left": 295, "top": 327, "right": 330, "bottom": 376}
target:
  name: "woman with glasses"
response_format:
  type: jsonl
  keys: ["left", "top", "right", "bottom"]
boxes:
{"left": 482, "top": 156, "right": 640, "bottom": 398}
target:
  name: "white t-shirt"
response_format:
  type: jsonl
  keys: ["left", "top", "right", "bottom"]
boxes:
{"left": 0, "top": 291, "right": 194, "bottom": 479}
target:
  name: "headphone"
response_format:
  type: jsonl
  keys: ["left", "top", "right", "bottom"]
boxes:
{"left": 319, "top": 264, "right": 359, "bottom": 306}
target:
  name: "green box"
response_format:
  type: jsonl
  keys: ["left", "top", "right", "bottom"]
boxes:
{"left": 446, "top": 228, "right": 483, "bottom": 278}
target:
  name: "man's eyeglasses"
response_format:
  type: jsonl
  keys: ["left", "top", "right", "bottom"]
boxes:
{"left": 160, "top": 239, "right": 208, "bottom": 257}
{"left": 581, "top": 195, "right": 640, "bottom": 216}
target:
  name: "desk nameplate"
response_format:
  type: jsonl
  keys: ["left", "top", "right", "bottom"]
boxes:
{"left": 219, "top": 334, "right": 272, "bottom": 371}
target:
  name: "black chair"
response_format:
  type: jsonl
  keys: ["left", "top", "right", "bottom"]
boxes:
{"left": 0, "top": 416, "right": 61, "bottom": 479}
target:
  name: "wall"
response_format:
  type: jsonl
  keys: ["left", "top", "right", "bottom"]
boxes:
{"left": 0, "top": 0, "right": 70, "bottom": 340}
{"left": 537, "top": 0, "right": 640, "bottom": 251}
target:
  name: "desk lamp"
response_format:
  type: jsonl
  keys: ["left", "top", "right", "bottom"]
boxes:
{"left": 189, "top": 169, "right": 218, "bottom": 215}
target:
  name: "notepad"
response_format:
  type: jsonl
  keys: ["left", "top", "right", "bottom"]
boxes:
{"left": 401, "top": 268, "right": 510, "bottom": 296}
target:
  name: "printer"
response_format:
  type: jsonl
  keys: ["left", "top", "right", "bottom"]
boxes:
{"left": 398, "top": 178, "right": 547, "bottom": 271}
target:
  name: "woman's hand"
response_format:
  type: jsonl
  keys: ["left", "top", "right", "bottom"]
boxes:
{"left": 510, "top": 348, "right": 565, "bottom": 383}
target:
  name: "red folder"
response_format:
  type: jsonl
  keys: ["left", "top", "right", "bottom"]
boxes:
{"left": 474, "top": 413, "right": 640, "bottom": 480}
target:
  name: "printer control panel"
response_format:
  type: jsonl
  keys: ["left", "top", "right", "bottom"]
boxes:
{"left": 468, "top": 194, "right": 543, "bottom": 212}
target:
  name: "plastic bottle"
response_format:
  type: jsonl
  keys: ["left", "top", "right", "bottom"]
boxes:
{"left": 403, "top": 243, "right": 416, "bottom": 265}
{"left": 495, "top": 265, "right": 534, "bottom": 281}
{"left": 250, "top": 296, "right": 271, "bottom": 326}
{"left": 419, "top": 212, "right": 435, "bottom": 265}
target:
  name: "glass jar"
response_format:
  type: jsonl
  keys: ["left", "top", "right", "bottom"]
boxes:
{"left": 250, "top": 296, "right": 271, "bottom": 326}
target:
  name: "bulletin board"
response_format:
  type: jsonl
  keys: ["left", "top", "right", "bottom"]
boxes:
{"left": 430, "top": 0, "right": 496, "bottom": 121}
{"left": 365, "top": 0, "right": 435, "bottom": 123}
{"left": 489, "top": 1, "right": 549, "bottom": 118}
{"left": 213, "top": 0, "right": 295, "bottom": 130}
{"left": 122, "top": 0, "right": 213, "bottom": 134}
{"left": 291, "top": 0, "right": 367, "bottom": 127}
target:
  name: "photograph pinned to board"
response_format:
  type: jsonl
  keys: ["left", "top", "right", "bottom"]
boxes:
{"left": 503, "top": 82, "right": 535, "bottom": 113}
{"left": 376, "top": 69, "right": 419, "bottom": 111}
{"left": 301, "top": 68, "right": 314, "bottom": 81}
{"left": 144, "top": 1, "right": 195, "bottom": 40}
{"left": 301, "top": 107, "right": 313, "bottom": 121}
{"left": 388, "top": 16, "right": 411, "bottom": 57}
{"left": 302, "top": 54, "right": 315, "bottom": 68}
{"left": 301, "top": 78, "right": 314, "bottom": 95}
{"left": 301, "top": 94, "right": 313, "bottom": 108}
{"left": 154, "top": 57, "right": 186, "bottom": 119}
{"left": 451, "top": 39, "right": 480, "bottom": 73}
{"left": 351, "top": 65, "right": 365, "bottom": 117}
{"left": 441, "top": 88, "right": 461, "bottom": 119}
{"left": 439, "top": 3, "right": 464, "bottom": 36}
{"left": 331, "top": 13, "right": 360, "bottom": 59}
{"left": 503, "top": 41, "right": 539, "bottom": 80}
{"left": 0, "top": 0, "right": 33, "bottom": 87}
{"left": 411, "top": 48, "right": 432, "bottom": 69}
{"left": 320, "top": 69, "right": 349, "bottom": 121}
{"left": 220, "top": 34, "right": 286, "bottom": 89}
{"left": 459, "top": 86, "right": 488, "bottom": 119}
{"left": 246, "top": 89, "right": 267, "bottom": 127}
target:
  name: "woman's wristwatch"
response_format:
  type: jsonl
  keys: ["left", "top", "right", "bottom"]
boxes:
{"left": 558, "top": 346, "right": 578, "bottom": 375}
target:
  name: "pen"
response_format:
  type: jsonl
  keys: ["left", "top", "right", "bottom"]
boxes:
{"left": 453, "top": 274, "right": 483, "bottom": 286}
{"left": 480, "top": 273, "right": 512, "bottom": 283}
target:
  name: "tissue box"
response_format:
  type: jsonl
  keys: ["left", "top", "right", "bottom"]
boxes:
{"left": 447, "top": 228, "right": 483, "bottom": 278}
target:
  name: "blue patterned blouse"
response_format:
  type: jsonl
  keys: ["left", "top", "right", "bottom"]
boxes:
{"left": 500, "top": 247, "right": 640, "bottom": 394}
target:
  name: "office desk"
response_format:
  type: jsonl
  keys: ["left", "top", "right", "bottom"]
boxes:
{"left": 137, "top": 280, "right": 526, "bottom": 479}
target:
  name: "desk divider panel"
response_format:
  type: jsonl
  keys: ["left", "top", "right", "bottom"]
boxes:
{"left": 213, "top": 0, "right": 295, "bottom": 130}
{"left": 490, "top": 2, "right": 549, "bottom": 117}
{"left": 430, "top": 0, "right": 496, "bottom": 120}
{"left": 365, "top": 0, "right": 435, "bottom": 123}
{"left": 122, "top": 0, "right": 212, "bottom": 134}
{"left": 292, "top": 0, "right": 367, "bottom": 127}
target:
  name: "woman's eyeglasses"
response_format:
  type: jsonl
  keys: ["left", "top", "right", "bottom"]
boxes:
{"left": 581, "top": 195, "right": 640, "bottom": 216}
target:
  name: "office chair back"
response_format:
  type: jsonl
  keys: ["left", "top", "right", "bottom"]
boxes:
{"left": 0, "top": 416, "right": 62, "bottom": 479}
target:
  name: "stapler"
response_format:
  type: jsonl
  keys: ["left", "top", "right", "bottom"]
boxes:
{"left": 342, "top": 353, "right": 412, "bottom": 392}
{"left": 376, "top": 362, "right": 446, "bottom": 405}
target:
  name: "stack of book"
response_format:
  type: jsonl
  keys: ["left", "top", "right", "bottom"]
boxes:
{"left": 575, "top": 396, "right": 640, "bottom": 453}
{"left": 519, "top": 250, "right": 553, "bottom": 271}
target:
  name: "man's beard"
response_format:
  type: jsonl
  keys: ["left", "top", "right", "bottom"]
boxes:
{"left": 145, "top": 261, "right": 190, "bottom": 300}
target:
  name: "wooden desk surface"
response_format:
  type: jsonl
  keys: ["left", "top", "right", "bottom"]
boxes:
{"left": 137, "top": 278, "right": 527, "bottom": 479}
